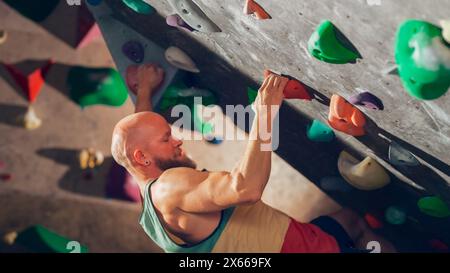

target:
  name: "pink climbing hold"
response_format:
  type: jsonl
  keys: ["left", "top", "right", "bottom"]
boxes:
{"left": 106, "top": 161, "right": 141, "bottom": 203}
{"left": 0, "top": 173, "right": 12, "bottom": 182}
{"left": 76, "top": 4, "right": 102, "bottom": 49}
{"left": 166, "top": 14, "right": 194, "bottom": 32}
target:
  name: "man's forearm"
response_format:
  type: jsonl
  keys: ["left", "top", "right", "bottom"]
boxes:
{"left": 233, "top": 111, "right": 273, "bottom": 195}
{"left": 135, "top": 86, "right": 153, "bottom": 113}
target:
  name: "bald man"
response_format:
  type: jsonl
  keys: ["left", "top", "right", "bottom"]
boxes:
{"left": 111, "top": 64, "right": 396, "bottom": 253}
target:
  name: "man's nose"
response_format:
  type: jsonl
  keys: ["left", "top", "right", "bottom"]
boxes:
{"left": 172, "top": 137, "right": 183, "bottom": 147}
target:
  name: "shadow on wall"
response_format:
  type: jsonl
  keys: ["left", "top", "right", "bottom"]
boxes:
{"left": 102, "top": 3, "right": 450, "bottom": 251}
{"left": 36, "top": 148, "right": 141, "bottom": 204}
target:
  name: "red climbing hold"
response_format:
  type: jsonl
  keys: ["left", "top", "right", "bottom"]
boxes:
{"left": 3, "top": 60, "right": 54, "bottom": 103}
{"left": 0, "top": 173, "right": 12, "bottom": 182}
{"left": 243, "top": 0, "right": 271, "bottom": 20}
{"left": 428, "top": 239, "right": 449, "bottom": 252}
{"left": 264, "top": 70, "right": 311, "bottom": 100}
{"left": 364, "top": 213, "right": 383, "bottom": 229}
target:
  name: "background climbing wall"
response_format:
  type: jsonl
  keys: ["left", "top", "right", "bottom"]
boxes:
{"left": 100, "top": 0, "right": 450, "bottom": 251}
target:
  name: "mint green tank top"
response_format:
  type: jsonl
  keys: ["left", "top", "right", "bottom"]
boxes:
{"left": 139, "top": 180, "right": 235, "bottom": 253}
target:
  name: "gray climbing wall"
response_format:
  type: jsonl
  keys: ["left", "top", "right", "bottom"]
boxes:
{"left": 98, "top": 0, "right": 450, "bottom": 251}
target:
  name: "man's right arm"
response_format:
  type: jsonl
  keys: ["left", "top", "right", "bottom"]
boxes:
{"left": 156, "top": 75, "right": 289, "bottom": 214}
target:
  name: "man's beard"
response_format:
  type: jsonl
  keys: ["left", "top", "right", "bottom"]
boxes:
{"left": 154, "top": 155, "right": 197, "bottom": 171}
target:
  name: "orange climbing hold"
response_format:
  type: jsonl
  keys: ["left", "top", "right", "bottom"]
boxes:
{"left": 3, "top": 60, "right": 54, "bottom": 103}
{"left": 243, "top": 0, "right": 271, "bottom": 20}
{"left": 264, "top": 70, "right": 311, "bottom": 100}
{"left": 328, "top": 94, "right": 366, "bottom": 136}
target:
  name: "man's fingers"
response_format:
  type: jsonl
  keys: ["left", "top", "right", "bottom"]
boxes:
{"left": 266, "top": 74, "right": 276, "bottom": 90}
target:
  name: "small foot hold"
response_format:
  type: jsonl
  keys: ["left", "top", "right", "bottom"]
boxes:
{"left": 165, "top": 46, "right": 200, "bottom": 73}
{"left": 384, "top": 206, "right": 406, "bottom": 225}
{"left": 306, "top": 119, "right": 335, "bottom": 142}
{"left": 166, "top": 14, "right": 195, "bottom": 32}
{"left": 122, "top": 40, "right": 145, "bottom": 63}
{"left": 0, "top": 30, "right": 7, "bottom": 45}
{"left": 243, "top": 0, "right": 271, "bottom": 20}
{"left": 388, "top": 141, "right": 420, "bottom": 167}
{"left": 417, "top": 196, "right": 450, "bottom": 218}
{"left": 348, "top": 89, "right": 384, "bottom": 110}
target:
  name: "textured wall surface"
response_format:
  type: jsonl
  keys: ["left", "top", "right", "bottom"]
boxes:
{"left": 101, "top": 0, "right": 450, "bottom": 250}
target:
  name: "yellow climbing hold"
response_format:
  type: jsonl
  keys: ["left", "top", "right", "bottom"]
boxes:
{"left": 441, "top": 20, "right": 450, "bottom": 44}
{"left": 337, "top": 151, "right": 391, "bottom": 191}
{"left": 20, "top": 106, "right": 42, "bottom": 130}
{"left": 0, "top": 30, "right": 7, "bottom": 45}
{"left": 2, "top": 231, "right": 18, "bottom": 245}
{"left": 79, "top": 148, "right": 104, "bottom": 170}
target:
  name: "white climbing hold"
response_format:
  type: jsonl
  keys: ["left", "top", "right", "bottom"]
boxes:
{"left": 2, "top": 231, "right": 18, "bottom": 245}
{"left": 441, "top": 20, "right": 450, "bottom": 44}
{"left": 165, "top": 46, "right": 200, "bottom": 73}
{"left": 22, "top": 106, "right": 42, "bottom": 130}
{"left": 0, "top": 30, "right": 7, "bottom": 45}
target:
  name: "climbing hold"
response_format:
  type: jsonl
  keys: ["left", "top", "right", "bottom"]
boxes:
{"left": 348, "top": 90, "right": 384, "bottom": 111}
{"left": 395, "top": 20, "right": 450, "bottom": 100}
{"left": 385, "top": 206, "right": 407, "bottom": 225}
{"left": 418, "top": 196, "right": 450, "bottom": 218}
{"left": 67, "top": 66, "right": 128, "bottom": 108}
{"left": 364, "top": 213, "right": 384, "bottom": 229}
{"left": 247, "top": 87, "right": 258, "bottom": 105}
{"left": 167, "top": 0, "right": 221, "bottom": 33}
{"left": 4, "top": 0, "right": 59, "bottom": 22}
{"left": 264, "top": 70, "right": 312, "bottom": 100}
{"left": 243, "top": 0, "right": 271, "bottom": 20}
{"left": 122, "top": 0, "right": 155, "bottom": 15}
{"left": 306, "top": 120, "right": 335, "bottom": 142}
{"left": 166, "top": 14, "right": 195, "bottom": 32}
{"left": 2, "top": 231, "right": 18, "bottom": 245}
{"left": 320, "top": 177, "right": 353, "bottom": 192}
{"left": 428, "top": 239, "right": 449, "bottom": 252}
{"left": 3, "top": 60, "right": 54, "bottom": 103}
{"left": 308, "top": 20, "right": 361, "bottom": 64}
{"left": 388, "top": 141, "right": 420, "bottom": 167}
{"left": 165, "top": 46, "right": 200, "bottom": 73}
{"left": 79, "top": 148, "right": 103, "bottom": 170}
{"left": 14, "top": 225, "right": 88, "bottom": 253}
{"left": 337, "top": 151, "right": 391, "bottom": 191}
{"left": 0, "top": 30, "right": 7, "bottom": 45}
{"left": 328, "top": 94, "right": 366, "bottom": 137}
{"left": 441, "top": 20, "right": 450, "bottom": 44}
{"left": 22, "top": 106, "right": 42, "bottom": 130}
{"left": 206, "top": 137, "right": 223, "bottom": 145}
{"left": 192, "top": 103, "right": 223, "bottom": 139}
{"left": 0, "top": 173, "right": 12, "bottom": 182}
{"left": 122, "top": 40, "right": 145, "bottom": 63}
{"left": 106, "top": 161, "right": 141, "bottom": 203}
{"left": 75, "top": 5, "right": 102, "bottom": 49}
{"left": 159, "top": 84, "right": 217, "bottom": 111}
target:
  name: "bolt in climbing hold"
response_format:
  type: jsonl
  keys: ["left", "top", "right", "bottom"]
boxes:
{"left": 441, "top": 20, "right": 450, "bottom": 44}
{"left": 165, "top": 46, "right": 200, "bottom": 73}
{"left": 0, "top": 30, "right": 7, "bottom": 45}
{"left": 264, "top": 70, "right": 311, "bottom": 100}
{"left": 121, "top": 0, "right": 155, "bottom": 15}
{"left": 385, "top": 206, "right": 407, "bottom": 225}
{"left": 320, "top": 177, "right": 353, "bottom": 192}
{"left": 306, "top": 120, "right": 335, "bottom": 142}
{"left": 243, "top": 0, "right": 271, "bottom": 20}
{"left": 122, "top": 40, "right": 145, "bottom": 63}
{"left": 3, "top": 60, "right": 54, "bottom": 103}
{"left": 166, "top": 14, "right": 195, "bottom": 32}
{"left": 417, "top": 196, "right": 450, "bottom": 218}
{"left": 348, "top": 90, "right": 384, "bottom": 111}
{"left": 67, "top": 66, "right": 128, "bottom": 108}
{"left": 328, "top": 94, "right": 366, "bottom": 137}
{"left": 308, "top": 20, "right": 361, "bottom": 64}
{"left": 167, "top": 0, "right": 221, "bottom": 33}
{"left": 388, "top": 141, "right": 420, "bottom": 167}
{"left": 395, "top": 20, "right": 450, "bottom": 100}
{"left": 15, "top": 225, "right": 89, "bottom": 253}
{"left": 337, "top": 151, "right": 391, "bottom": 191}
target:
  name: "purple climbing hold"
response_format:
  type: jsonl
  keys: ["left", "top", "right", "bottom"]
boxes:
{"left": 122, "top": 40, "right": 145, "bottom": 63}
{"left": 166, "top": 14, "right": 194, "bottom": 32}
{"left": 348, "top": 90, "right": 384, "bottom": 111}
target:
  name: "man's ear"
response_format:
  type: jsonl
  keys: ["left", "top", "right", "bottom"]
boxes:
{"left": 133, "top": 150, "right": 151, "bottom": 166}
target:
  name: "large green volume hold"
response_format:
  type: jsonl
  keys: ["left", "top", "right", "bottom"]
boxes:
{"left": 67, "top": 66, "right": 128, "bottom": 108}
{"left": 395, "top": 20, "right": 450, "bottom": 100}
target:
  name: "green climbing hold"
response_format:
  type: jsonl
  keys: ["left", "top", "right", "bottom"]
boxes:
{"left": 247, "top": 87, "right": 258, "bottom": 104}
{"left": 15, "top": 225, "right": 88, "bottom": 253}
{"left": 418, "top": 196, "right": 450, "bottom": 218}
{"left": 306, "top": 119, "right": 335, "bottom": 142}
{"left": 192, "top": 104, "right": 216, "bottom": 136}
{"left": 385, "top": 206, "right": 407, "bottom": 225}
{"left": 159, "top": 83, "right": 217, "bottom": 111}
{"left": 67, "top": 67, "right": 128, "bottom": 108}
{"left": 308, "top": 20, "right": 361, "bottom": 64}
{"left": 122, "top": 0, "right": 155, "bottom": 15}
{"left": 395, "top": 20, "right": 450, "bottom": 100}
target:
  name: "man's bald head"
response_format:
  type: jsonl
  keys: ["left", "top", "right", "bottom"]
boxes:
{"left": 111, "top": 111, "right": 195, "bottom": 179}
